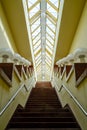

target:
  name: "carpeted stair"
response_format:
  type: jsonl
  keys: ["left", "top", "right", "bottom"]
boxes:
{"left": 6, "top": 86, "right": 81, "bottom": 129}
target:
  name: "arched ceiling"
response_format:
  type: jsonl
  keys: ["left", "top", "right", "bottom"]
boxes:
{"left": 0, "top": 0, "right": 86, "bottom": 81}
{"left": 22, "top": 0, "right": 64, "bottom": 81}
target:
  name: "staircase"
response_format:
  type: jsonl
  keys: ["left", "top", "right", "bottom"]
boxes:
{"left": 6, "top": 86, "right": 81, "bottom": 129}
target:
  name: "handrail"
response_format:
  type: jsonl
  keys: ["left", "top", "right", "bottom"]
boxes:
{"left": 62, "top": 84, "right": 87, "bottom": 116}
{"left": 54, "top": 78, "right": 87, "bottom": 116}
{"left": 0, "top": 83, "right": 25, "bottom": 116}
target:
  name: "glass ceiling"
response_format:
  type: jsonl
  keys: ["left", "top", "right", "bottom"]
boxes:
{"left": 22, "top": 0, "right": 64, "bottom": 81}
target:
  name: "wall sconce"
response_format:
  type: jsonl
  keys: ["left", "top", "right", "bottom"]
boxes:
{"left": 0, "top": 48, "right": 14, "bottom": 63}
{"left": 73, "top": 48, "right": 87, "bottom": 63}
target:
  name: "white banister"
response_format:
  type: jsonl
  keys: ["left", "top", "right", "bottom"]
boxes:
{"left": 0, "top": 75, "right": 34, "bottom": 116}
{"left": 0, "top": 83, "right": 25, "bottom": 116}
{"left": 55, "top": 80, "right": 87, "bottom": 116}
{"left": 62, "top": 84, "right": 87, "bottom": 116}
{"left": 55, "top": 48, "right": 87, "bottom": 116}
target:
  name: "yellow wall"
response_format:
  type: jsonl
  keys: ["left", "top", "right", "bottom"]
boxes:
{"left": 0, "top": 65, "right": 33, "bottom": 130}
{"left": 0, "top": 2, "right": 17, "bottom": 52}
{"left": 69, "top": 1, "right": 87, "bottom": 53}
{"left": 68, "top": 2, "right": 87, "bottom": 129}
{"left": 55, "top": 65, "right": 87, "bottom": 130}
{"left": 0, "top": 3, "right": 34, "bottom": 130}
{"left": 54, "top": 2, "right": 87, "bottom": 130}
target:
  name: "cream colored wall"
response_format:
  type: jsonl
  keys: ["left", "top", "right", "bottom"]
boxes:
{"left": 0, "top": 2, "right": 17, "bottom": 52}
{"left": 54, "top": 2, "right": 87, "bottom": 130}
{"left": 69, "top": 1, "right": 87, "bottom": 53}
{"left": 55, "top": 66, "right": 87, "bottom": 130}
{"left": 0, "top": 67, "right": 33, "bottom": 130}
{"left": 0, "top": 3, "right": 34, "bottom": 130}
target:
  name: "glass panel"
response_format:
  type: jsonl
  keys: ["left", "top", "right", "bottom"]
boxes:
{"left": 46, "top": 38, "right": 54, "bottom": 46}
{"left": 46, "top": 66, "right": 50, "bottom": 72}
{"left": 46, "top": 18, "right": 55, "bottom": 32}
{"left": 46, "top": 54, "right": 52, "bottom": 62}
{"left": 36, "top": 68, "right": 41, "bottom": 73}
{"left": 46, "top": 52, "right": 52, "bottom": 60}
{"left": 32, "top": 26, "right": 40, "bottom": 39}
{"left": 46, "top": 42, "right": 53, "bottom": 51}
{"left": 47, "top": 15, "right": 56, "bottom": 25}
{"left": 36, "top": 69, "right": 41, "bottom": 73}
{"left": 46, "top": 39, "right": 53, "bottom": 49}
{"left": 46, "top": 68, "right": 50, "bottom": 74}
{"left": 46, "top": 63, "right": 51, "bottom": 69}
{"left": 28, "top": 0, "right": 37, "bottom": 8}
{"left": 46, "top": 59, "right": 51, "bottom": 67}
{"left": 46, "top": 45, "right": 52, "bottom": 55}
{"left": 25, "top": 0, "right": 63, "bottom": 81}
{"left": 34, "top": 45, "right": 41, "bottom": 55}
{"left": 34, "top": 44, "right": 40, "bottom": 51}
{"left": 29, "top": 3, "right": 40, "bottom": 18}
{"left": 49, "top": 0, "right": 59, "bottom": 8}
{"left": 36, "top": 58, "right": 41, "bottom": 65}
{"left": 46, "top": 42, "right": 53, "bottom": 50}
{"left": 36, "top": 56, "right": 41, "bottom": 64}
{"left": 46, "top": 33, "right": 54, "bottom": 44}
{"left": 47, "top": 32, "right": 54, "bottom": 41}
{"left": 46, "top": 26, "right": 55, "bottom": 38}
{"left": 33, "top": 40, "right": 41, "bottom": 49}
{"left": 35, "top": 52, "right": 41, "bottom": 60}
{"left": 47, "top": 3, "right": 57, "bottom": 18}
{"left": 31, "top": 18, "right": 40, "bottom": 32}
{"left": 46, "top": 57, "right": 51, "bottom": 64}
{"left": 33, "top": 33, "right": 41, "bottom": 45}
{"left": 36, "top": 63, "right": 41, "bottom": 69}
{"left": 36, "top": 60, "right": 41, "bottom": 67}
{"left": 46, "top": 44, "right": 53, "bottom": 50}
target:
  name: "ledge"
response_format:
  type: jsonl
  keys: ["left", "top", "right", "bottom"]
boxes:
{"left": 22, "top": 66, "right": 28, "bottom": 79}
{"left": 0, "top": 63, "right": 14, "bottom": 86}
{"left": 54, "top": 65, "right": 58, "bottom": 76}
{"left": 60, "top": 66, "right": 65, "bottom": 79}
{"left": 66, "top": 65, "right": 74, "bottom": 82}
{"left": 66, "top": 65, "right": 72, "bottom": 77}
{"left": 74, "top": 63, "right": 87, "bottom": 87}
{"left": 15, "top": 65, "right": 23, "bottom": 77}
{"left": 23, "top": 66, "right": 27, "bottom": 74}
{"left": 29, "top": 65, "right": 33, "bottom": 76}
{"left": 60, "top": 66, "right": 64, "bottom": 75}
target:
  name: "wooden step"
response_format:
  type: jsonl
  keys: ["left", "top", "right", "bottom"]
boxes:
{"left": 12, "top": 111, "right": 74, "bottom": 118}
{"left": 8, "top": 121, "right": 80, "bottom": 128}
{"left": 11, "top": 116, "right": 75, "bottom": 122}
{"left": 6, "top": 85, "right": 81, "bottom": 129}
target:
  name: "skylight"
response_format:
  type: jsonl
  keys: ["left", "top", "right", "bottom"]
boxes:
{"left": 22, "top": 0, "right": 64, "bottom": 81}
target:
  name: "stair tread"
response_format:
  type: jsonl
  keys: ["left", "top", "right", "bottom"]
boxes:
{"left": 7, "top": 86, "right": 81, "bottom": 129}
{"left": 8, "top": 122, "right": 80, "bottom": 128}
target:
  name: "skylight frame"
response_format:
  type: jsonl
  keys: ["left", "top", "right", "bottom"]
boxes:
{"left": 23, "top": 0, "right": 64, "bottom": 81}
{"left": 33, "top": 40, "right": 41, "bottom": 50}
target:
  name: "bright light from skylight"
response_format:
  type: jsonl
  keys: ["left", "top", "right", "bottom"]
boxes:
{"left": 22, "top": 0, "right": 64, "bottom": 81}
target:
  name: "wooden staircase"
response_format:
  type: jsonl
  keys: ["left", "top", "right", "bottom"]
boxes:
{"left": 6, "top": 84, "right": 81, "bottom": 129}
